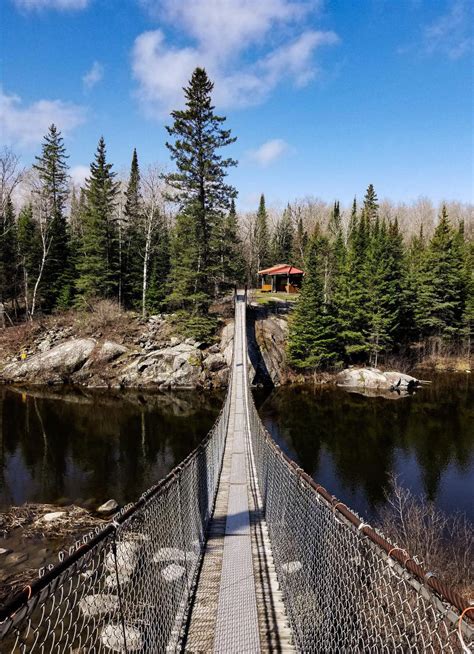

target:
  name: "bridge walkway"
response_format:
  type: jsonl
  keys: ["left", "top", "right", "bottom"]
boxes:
{"left": 184, "top": 293, "right": 294, "bottom": 652}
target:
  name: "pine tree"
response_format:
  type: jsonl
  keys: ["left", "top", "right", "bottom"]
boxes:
{"left": 364, "top": 218, "right": 402, "bottom": 365}
{"left": 146, "top": 215, "right": 171, "bottom": 312}
{"left": 122, "top": 148, "right": 143, "bottom": 309}
{"left": 462, "top": 236, "right": 474, "bottom": 356}
{"left": 76, "top": 137, "right": 119, "bottom": 302}
{"left": 363, "top": 183, "right": 379, "bottom": 223}
{"left": 335, "top": 199, "right": 370, "bottom": 359}
{"left": 288, "top": 232, "right": 340, "bottom": 368}
{"left": 218, "top": 199, "right": 245, "bottom": 286}
{"left": 164, "top": 67, "right": 237, "bottom": 319}
{"left": 416, "top": 206, "right": 465, "bottom": 340}
{"left": 0, "top": 197, "right": 17, "bottom": 306}
{"left": 398, "top": 225, "right": 426, "bottom": 343}
{"left": 32, "top": 124, "right": 71, "bottom": 311}
{"left": 254, "top": 194, "right": 270, "bottom": 278}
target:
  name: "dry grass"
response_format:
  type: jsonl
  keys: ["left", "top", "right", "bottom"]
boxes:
{"left": 0, "top": 503, "right": 105, "bottom": 540}
{"left": 378, "top": 476, "right": 474, "bottom": 601}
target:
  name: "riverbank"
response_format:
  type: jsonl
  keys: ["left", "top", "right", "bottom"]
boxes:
{"left": 1, "top": 303, "right": 470, "bottom": 390}
{"left": 0, "top": 301, "right": 233, "bottom": 390}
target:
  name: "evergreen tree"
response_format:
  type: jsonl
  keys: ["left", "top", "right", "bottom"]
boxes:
{"left": 76, "top": 137, "right": 119, "bottom": 302}
{"left": 363, "top": 183, "right": 379, "bottom": 222}
{"left": 164, "top": 67, "right": 237, "bottom": 320}
{"left": 123, "top": 148, "right": 143, "bottom": 309}
{"left": 398, "top": 225, "right": 426, "bottom": 343}
{"left": 0, "top": 197, "right": 17, "bottom": 305}
{"left": 254, "top": 194, "right": 270, "bottom": 277}
{"left": 335, "top": 199, "right": 370, "bottom": 359}
{"left": 33, "top": 124, "right": 71, "bottom": 310}
{"left": 271, "top": 204, "right": 293, "bottom": 263}
{"left": 288, "top": 232, "right": 340, "bottom": 368}
{"left": 218, "top": 199, "right": 245, "bottom": 286}
{"left": 364, "top": 218, "right": 402, "bottom": 365}
{"left": 462, "top": 236, "right": 474, "bottom": 354}
{"left": 416, "top": 206, "right": 466, "bottom": 340}
{"left": 146, "top": 215, "right": 171, "bottom": 312}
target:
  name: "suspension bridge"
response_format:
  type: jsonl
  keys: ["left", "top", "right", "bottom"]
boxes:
{"left": 0, "top": 291, "right": 472, "bottom": 652}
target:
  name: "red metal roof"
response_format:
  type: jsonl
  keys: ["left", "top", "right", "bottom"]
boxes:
{"left": 258, "top": 264, "right": 304, "bottom": 276}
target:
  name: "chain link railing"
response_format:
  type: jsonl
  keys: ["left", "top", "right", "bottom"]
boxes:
{"left": 243, "top": 297, "right": 474, "bottom": 653}
{"left": 0, "top": 325, "right": 234, "bottom": 653}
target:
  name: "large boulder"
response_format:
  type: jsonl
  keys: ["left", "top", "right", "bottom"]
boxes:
{"left": 1, "top": 338, "right": 96, "bottom": 383}
{"left": 95, "top": 341, "right": 128, "bottom": 364}
{"left": 121, "top": 343, "right": 203, "bottom": 389}
{"left": 336, "top": 368, "right": 421, "bottom": 391}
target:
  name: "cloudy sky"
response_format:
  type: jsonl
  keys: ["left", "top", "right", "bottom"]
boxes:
{"left": 1, "top": 0, "right": 473, "bottom": 209}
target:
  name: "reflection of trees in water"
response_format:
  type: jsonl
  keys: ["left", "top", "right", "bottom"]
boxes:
{"left": 0, "top": 387, "right": 223, "bottom": 507}
{"left": 259, "top": 375, "right": 473, "bottom": 513}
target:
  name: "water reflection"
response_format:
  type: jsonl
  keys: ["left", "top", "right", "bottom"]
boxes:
{"left": 0, "top": 387, "right": 223, "bottom": 509}
{"left": 255, "top": 374, "right": 474, "bottom": 522}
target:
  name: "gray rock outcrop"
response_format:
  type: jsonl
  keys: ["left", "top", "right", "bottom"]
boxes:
{"left": 336, "top": 368, "right": 423, "bottom": 391}
{"left": 1, "top": 338, "right": 96, "bottom": 383}
{"left": 1, "top": 318, "right": 234, "bottom": 389}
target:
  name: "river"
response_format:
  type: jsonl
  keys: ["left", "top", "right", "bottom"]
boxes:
{"left": 0, "top": 387, "right": 223, "bottom": 510}
{"left": 255, "top": 372, "right": 473, "bottom": 523}
{"left": 0, "top": 373, "right": 472, "bottom": 523}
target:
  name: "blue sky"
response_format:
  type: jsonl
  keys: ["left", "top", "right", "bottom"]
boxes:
{"left": 1, "top": 0, "right": 473, "bottom": 210}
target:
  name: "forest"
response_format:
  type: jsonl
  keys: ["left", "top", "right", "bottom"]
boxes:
{"left": 0, "top": 67, "right": 472, "bottom": 369}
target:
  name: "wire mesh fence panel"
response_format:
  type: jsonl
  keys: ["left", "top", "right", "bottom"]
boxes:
{"left": 247, "top": 395, "right": 474, "bottom": 653}
{"left": 241, "top": 292, "right": 473, "bottom": 654}
{"left": 0, "top": 356, "right": 232, "bottom": 654}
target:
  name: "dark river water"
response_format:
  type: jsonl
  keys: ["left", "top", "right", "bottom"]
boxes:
{"left": 0, "top": 387, "right": 223, "bottom": 510}
{"left": 0, "top": 373, "right": 472, "bottom": 523}
{"left": 255, "top": 372, "right": 474, "bottom": 523}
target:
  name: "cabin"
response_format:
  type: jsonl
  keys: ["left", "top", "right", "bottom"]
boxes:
{"left": 258, "top": 264, "right": 304, "bottom": 294}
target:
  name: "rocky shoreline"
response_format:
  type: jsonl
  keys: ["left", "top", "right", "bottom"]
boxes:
{"left": 0, "top": 313, "right": 233, "bottom": 390}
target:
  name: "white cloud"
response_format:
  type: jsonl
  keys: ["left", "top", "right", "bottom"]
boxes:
{"left": 82, "top": 61, "right": 104, "bottom": 90}
{"left": 70, "top": 165, "right": 89, "bottom": 187}
{"left": 0, "top": 89, "right": 86, "bottom": 147}
{"left": 133, "top": 0, "right": 339, "bottom": 115}
{"left": 423, "top": 0, "right": 473, "bottom": 60}
{"left": 249, "top": 139, "right": 290, "bottom": 166}
{"left": 14, "top": 0, "right": 90, "bottom": 10}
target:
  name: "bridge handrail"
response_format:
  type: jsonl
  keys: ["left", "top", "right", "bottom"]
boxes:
{"left": 242, "top": 295, "right": 473, "bottom": 652}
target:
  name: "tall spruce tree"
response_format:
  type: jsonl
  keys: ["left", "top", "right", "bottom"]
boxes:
{"left": 218, "top": 199, "right": 245, "bottom": 286}
{"left": 164, "top": 67, "right": 237, "bottom": 323}
{"left": 123, "top": 148, "right": 143, "bottom": 309}
{"left": 76, "top": 137, "right": 119, "bottom": 302}
{"left": 335, "top": 198, "right": 370, "bottom": 359}
{"left": 288, "top": 232, "right": 340, "bottom": 368}
{"left": 416, "top": 206, "right": 466, "bottom": 340}
{"left": 254, "top": 194, "right": 270, "bottom": 278}
{"left": 33, "top": 124, "right": 71, "bottom": 310}
{"left": 146, "top": 215, "right": 171, "bottom": 312}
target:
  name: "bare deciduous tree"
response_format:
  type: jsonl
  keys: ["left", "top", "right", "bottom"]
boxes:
{"left": 0, "top": 146, "right": 24, "bottom": 214}
{"left": 141, "top": 165, "right": 168, "bottom": 318}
